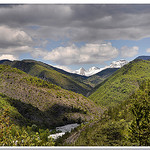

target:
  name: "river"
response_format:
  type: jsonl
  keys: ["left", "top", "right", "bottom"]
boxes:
{"left": 48, "top": 123, "right": 80, "bottom": 140}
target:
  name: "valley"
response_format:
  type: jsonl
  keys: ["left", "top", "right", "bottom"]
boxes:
{"left": 0, "top": 56, "right": 150, "bottom": 146}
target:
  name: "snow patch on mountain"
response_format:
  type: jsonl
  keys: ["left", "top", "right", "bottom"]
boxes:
{"left": 73, "top": 60, "right": 128, "bottom": 76}
{"left": 74, "top": 67, "right": 86, "bottom": 76}
{"left": 109, "top": 60, "right": 129, "bottom": 68}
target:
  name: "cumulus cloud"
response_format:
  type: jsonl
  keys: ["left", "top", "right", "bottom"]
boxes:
{"left": 0, "top": 25, "right": 34, "bottom": 60}
{"left": 0, "top": 54, "right": 18, "bottom": 61}
{"left": 0, "top": 25, "right": 32, "bottom": 49}
{"left": 42, "top": 43, "right": 118, "bottom": 65}
{"left": 120, "top": 46, "right": 139, "bottom": 58}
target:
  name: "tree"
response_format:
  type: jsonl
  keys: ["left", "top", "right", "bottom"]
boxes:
{"left": 0, "top": 108, "right": 55, "bottom": 146}
{"left": 129, "top": 87, "right": 150, "bottom": 146}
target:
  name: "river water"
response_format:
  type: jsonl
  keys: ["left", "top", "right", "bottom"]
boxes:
{"left": 48, "top": 123, "right": 79, "bottom": 140}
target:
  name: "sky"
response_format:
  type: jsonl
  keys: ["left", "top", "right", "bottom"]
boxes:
{"left": 1, "top": 4, "right": 150, "bottom": 72}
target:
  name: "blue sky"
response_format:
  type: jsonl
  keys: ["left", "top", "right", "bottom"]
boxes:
{"left": 1, "top": 4, "right": 150, "bottom": 72}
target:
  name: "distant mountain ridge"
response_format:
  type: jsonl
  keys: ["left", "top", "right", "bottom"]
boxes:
{"left": 135, "top": 55, "right": 150, "bottom": 60}
{"left": 73, "top": 59, "right": 128, "bottom": 76}
{"left": 0, "top": 59, "right": 12, "bottom": 64}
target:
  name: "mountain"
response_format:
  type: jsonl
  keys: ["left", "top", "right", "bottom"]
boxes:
{"left": 0, "top": 59, "right": 127, "bottom": 95}
{"left": 135, "top": 55, "right": 150, "bottom": 60}
{"left": 74, "top": 67, "right": 87, "bottom": 76}
{"left": 73, "top": 66, "right": 104, "bottom": 76}
{"left": 0, "top": 93, "right": 56, "bottom": 146}
{"left": 0, "top": 64, "right": 102, "bottom": 128}
{"left": 109, "top": 59, "right": 128, "bottom": 68}
{"left": 0, "top": 59, "right": 91, "bottom": 96}
{"left": 85, "top": 68, "right": 119, "bottom": 87}
{"left": 89, "top": 59, "right": 150, "bottom": 107}
{"left": 73, "top": 59, "right": 128, "bottom": 76}
{"left": 0, "top": 59, "right": 12, "bottom": 64}
{"left": 67, "top": 80, "right": 150, "bottom": 146}
{"left": 1, "top": 58, "right": 150, "bottom": 146}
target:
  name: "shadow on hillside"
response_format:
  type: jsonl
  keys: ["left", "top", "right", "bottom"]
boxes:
{"left": 6, "top": 97, "right": 85, "bottom": 129}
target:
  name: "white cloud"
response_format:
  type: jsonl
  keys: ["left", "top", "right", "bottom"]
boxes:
{"left": 0, "top": 25, "right": 34, "bottom": 60}
{"left": 0, "top": 46, "right": 33, "bottom": 54}
{"left": 120, "top": 46, "right": 139, "bottom": 58}
{"left": 42, "top": 43, "right": 118, "bottom": 65}
{"left": 31, "top": 48, "right": 48, "bottom": 58}
{"left": 0, "top": 25, "right": 32, "bottom": 49}
{"left": 146, "top": 48, "right": 150, "bottom": 53}
{"left": 0, "top": 54, "right": 18, "bottom": 61}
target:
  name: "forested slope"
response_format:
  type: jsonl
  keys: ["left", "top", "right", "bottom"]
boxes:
{"left": 68, "top": 80, "right": 150, "bottom": 146}
{"left": 89, "top": 59, "right": 150, "bottom": 107}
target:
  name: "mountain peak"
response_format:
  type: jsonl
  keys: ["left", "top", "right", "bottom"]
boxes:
{"left": 73, "top": 59, "right": 128, "bottom": 76}
{"left": 109, "top": 60, "right": 128, "bottom": 68}
{"left": 88, "top": 66, "right": 100, "bottom": 72}
{"left": 79, "top": 67, "right": 86, "bottom": 75}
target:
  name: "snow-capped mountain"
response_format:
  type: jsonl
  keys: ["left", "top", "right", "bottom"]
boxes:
{"left": 109, "top": 60, "right": 128, "bottom": 68}
{"left": 73, "top": 66, "right": 102, "bottom": 76}
{"left": 73, "top": 59, "right": 128, "bottom": 76}
{"left": 74, "top": 67, "right": 86, "bottom": 76}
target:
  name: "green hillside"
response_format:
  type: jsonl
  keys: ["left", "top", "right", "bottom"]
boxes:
{"left": 0, "top": 94, "right": 55, "bottom": 146}
{"left": 1, "top": 59, "right": 91, "bottom": 96}
{"left": 89, "top": 59, "right": 150, "bottom": 107}
{"left": 85, "top": 68, "right": 119, "bottom": 87}
{"left": 0, "top": 64, "right": 102, "bottom": 128}
{"left": 65, "top": 80, "right": 150, "bottom": 146}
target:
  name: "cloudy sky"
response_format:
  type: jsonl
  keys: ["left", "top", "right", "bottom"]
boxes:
{"left": 1, "top": 4, "right": 150, "bottom": 71}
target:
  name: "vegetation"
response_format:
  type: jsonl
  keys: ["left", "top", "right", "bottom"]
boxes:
{"left": 73, "top": 80, "right": 150, "bottom": 146}
{"left": 0, "top": 64, "right": 101, "bottom": 128}
{"left": 0, "top": 94, "right": 55, "bottom": 146}
{"left": 85, "top": 68, "right": 119, "bottom": 87}
{"left": 1, "top": 59, "right": 91, "bottom": 96}
{"left": 128, "top": 81, "right": 150, "bottom": 146}
{"left": 1, "top": 58, "right": 150, "bottom": 146}
{"left": 1, "top": 59, "right": 119, "bottom": 96}
{"left": 89, "top": 59, "right": 150, "bottom": 107}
